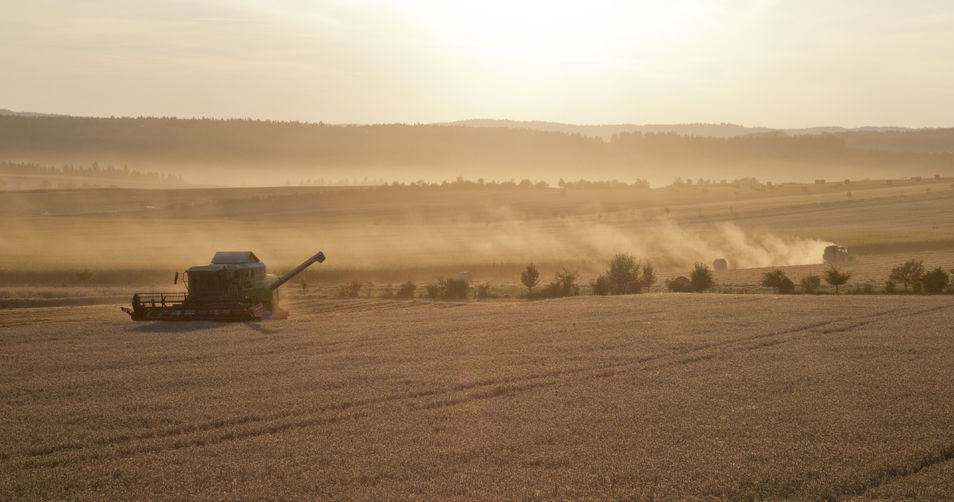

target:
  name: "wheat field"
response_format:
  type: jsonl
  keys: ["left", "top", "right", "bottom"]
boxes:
{"left": 2, "top": 295, "right": 953, "bottom": 499}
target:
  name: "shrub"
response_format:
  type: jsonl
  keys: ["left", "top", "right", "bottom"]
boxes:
{"left": 884, "top": 280, "right": 897, "bottom": 294}
{"left": 73, "top": 269, "right": 95, "bottom": 283}
{"left": 666, "top": 276, "right": 693, "bottom": 292}
{"left": 889, "top": 259, "right": 925, "bottom": 292}
{"left": 538, "top": 268, "right": 580, "bottom": 298}
{"left": 475, "top": 282, "right": 491, "bottom": 299}
{"left": 591, "top": 275, "right": 610, "bottom": 295}
{"left": 921, "top": 267, "right": 950, "bottom": 294}
{"left": 824, "top": 266, "right": 851, "bottom": 295}
{"left": 443, "top": 278, "right": 470, "bottom": 299}
{"left": 848, "top": 284, "right": 875, "bottom": 294}
{"left": 761, "top": 270, "right": 795, "bottom": 294}
{"left": 395, "top": 280, "right": 416, "bottom": 298}
{"left": 800, "top": 275, "right": 821, "bottom": 294}
{"left": 689, "top": 263, "right": 714, "bottom": 292}
{"left": 379, "top": 283, "right": 394, "bottom": 298}
{"left": 425, "top": 278, "right": 469, "bottom": 299}
{"left": 338, "top": 279, "right": 363, "bottom": 298}
{"left": 425, "top": 281, "right": 444, "bottom": 298}
{"left": 520, "top": 262, "right": 540, "bottom": 297}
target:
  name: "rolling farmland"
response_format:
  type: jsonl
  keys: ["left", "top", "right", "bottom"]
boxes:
{"left": 2, "top": 295, "right": 953, "bottom": 499}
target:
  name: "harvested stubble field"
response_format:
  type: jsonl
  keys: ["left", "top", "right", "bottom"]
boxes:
{"left": 2, "top": 295, "right": 953, "bottom": 500}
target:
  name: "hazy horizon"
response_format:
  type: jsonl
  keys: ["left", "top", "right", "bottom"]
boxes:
{"left": 2, "top": 1, "right": 953, "bottom": 128}
{"left": 1, "top": 108, "right": 947, "bottom": 131}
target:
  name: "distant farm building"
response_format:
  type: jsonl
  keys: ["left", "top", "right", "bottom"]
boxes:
{"left": 713, "top": 258, "right": 728, "bottom": 272}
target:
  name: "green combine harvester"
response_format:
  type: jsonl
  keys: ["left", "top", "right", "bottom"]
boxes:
{"left": 122, "top": 251, "right": 325, "bottom": 321}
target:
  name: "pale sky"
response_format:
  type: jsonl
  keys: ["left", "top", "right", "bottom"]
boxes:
{"left": 2, "top": 0, "right": 952, "bottom": 127}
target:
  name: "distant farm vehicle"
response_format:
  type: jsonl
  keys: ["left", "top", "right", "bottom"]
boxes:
{"left": 823, "top": 245, "right": 854, "bottom": 264}
{"left": 122, "top": 250, "right": 325, "bottom": 321}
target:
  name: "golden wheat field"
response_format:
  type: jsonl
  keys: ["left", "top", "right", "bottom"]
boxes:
{"left": 2, "top": 295, "right": 953, "bottom": 500}
{"left": 2, "top": 179, "right": 954, "bottom": 500}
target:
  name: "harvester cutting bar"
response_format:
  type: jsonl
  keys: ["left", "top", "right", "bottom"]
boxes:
{"left": 133, "top": 292, "right": 187, "bottom": 308}
{"left": 268, "top": 251, "right": 325, "bottom": 290}
{"left": 136, "top": 301, "right": 263, "bottom": 322}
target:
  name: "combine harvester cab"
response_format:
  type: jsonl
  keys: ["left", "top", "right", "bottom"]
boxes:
{"left": 122, "top": 251, "right": 325, "bottom": 322}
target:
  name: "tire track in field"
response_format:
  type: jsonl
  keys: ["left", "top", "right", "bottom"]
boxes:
{"left": 6, "top": 303, "right": 948, "bottom": 470}
{"left": 847, "top": 444, "right": 954, "bottom": 500}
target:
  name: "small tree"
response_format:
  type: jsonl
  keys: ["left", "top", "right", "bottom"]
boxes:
{"left": 690, "top": 263, "right": 714, "bottom": 292}
{"left": 520, "top": 262, "right": 540, "bottom": 297}
{"left": 800, "top": 275, "right": 821, "bottom": 294}
{"left": 761, "top": 270, "right": 795, "bottom": 294}
{"left": 921, "top": 267, "right": 950, "bottom": 294}
{"left": 604, "top": 253, "right": 656, "bottom": 295}
{"left": 641, "top": 263, "right": 657, "bottom": 291}
{"left": 666, "top": 276, "right": 693, "bottom": 292}
{"left": 591, "top": 275, "right": 610, "bottom": 295}
{"left": 555, "top": 268, "right": 579, "bottom": 296}
{"left": 889, "top": 259, "right": 925, "bottom": 292}
{"left": 607, "top": 253, "right": 639, "bottom": 294}
{"left": 824, "top": 266, "right": 851, "bottom": 295}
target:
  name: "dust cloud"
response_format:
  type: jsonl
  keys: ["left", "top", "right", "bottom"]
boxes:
{"left": 0, "top": 215, "right": 830, "bottom": 276}
{"left": 353, "top": 219, "right": 832, "bottom": 271}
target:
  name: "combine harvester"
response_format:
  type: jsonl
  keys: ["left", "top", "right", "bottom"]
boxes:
{"left": 122, "top": 251, "right": 325, "bottom": 321}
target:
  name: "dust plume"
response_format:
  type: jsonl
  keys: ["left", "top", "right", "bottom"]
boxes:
{"left": 0, "top": 212, "right": 830, "bottom": 276}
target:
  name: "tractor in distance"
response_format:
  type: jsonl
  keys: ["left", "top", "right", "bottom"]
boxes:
{"left": 823, "top": 245, "right": 854, "bottom": 264}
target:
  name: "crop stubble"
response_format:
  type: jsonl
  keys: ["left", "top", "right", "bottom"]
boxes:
{"left": 1, "top": 295, "right": 953, "bottom": 499}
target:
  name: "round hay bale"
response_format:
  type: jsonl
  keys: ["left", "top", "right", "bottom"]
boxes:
{"left": 713, "top": 258, "right": 728, "bottom": 272}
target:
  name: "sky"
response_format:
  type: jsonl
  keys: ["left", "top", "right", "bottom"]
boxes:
{"left": 2, "top": 0, "right": 952, "bottom": 127}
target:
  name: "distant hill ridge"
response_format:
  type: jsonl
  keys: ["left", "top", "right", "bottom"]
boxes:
{"left": 0, "top": 108, "right": 63, "bottom": 118}
{"left": 1, "top": 113, "right": 952, "bottom": 188}
{"left": 0, "top": 108, "right": 932, "bottom": 137}
{"left": 444, "top": 119, "right": 919, "bottom": 140}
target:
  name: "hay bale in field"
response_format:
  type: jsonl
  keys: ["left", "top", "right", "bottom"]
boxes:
{"left": 713, "top": 258, "right": 728, "bottom": 272}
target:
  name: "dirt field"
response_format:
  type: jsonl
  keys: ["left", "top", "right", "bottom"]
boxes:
{"left": 2, "top": 295, "right": 953, "bottom": 499}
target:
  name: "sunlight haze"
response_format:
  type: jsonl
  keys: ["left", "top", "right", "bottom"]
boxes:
{"left": 2, "top": 0, "right": 952, "bottom": 127}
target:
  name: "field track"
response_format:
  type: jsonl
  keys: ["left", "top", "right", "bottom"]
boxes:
{"left": 2, "top": 295, "right": 953, "bottom": 499}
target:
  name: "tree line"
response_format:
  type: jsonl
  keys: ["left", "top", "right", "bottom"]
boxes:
{"left": 0, "top": 160, "right": 183, "bottom": 184}
{"left": 2, "top": 116, "right": 952, "bottom": 174}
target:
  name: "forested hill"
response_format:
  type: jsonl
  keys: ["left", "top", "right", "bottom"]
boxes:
{"left": 1, "top": 115, "right": 952, "bottom": 185}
